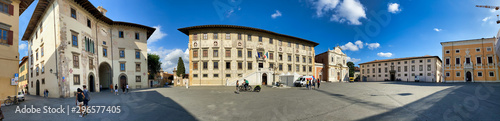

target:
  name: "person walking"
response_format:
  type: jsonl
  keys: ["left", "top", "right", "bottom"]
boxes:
{"left": 306, "top": 80, "right": 309, "bottom": 89}
{"left": 126, "top": 84, "right": 129, "bottom": 94}
{"left": 75, "top": 88, "right": 85, "bottom": 117}
{"left": 122, "top": 85, "right": 126, "bottom": 94}
{"left": 114, "top": 84, "right": 118, "bottom": 95}
{"left": 110, "top": 85, "right": 113, "bottom": 93}
{"left": 236, "top": 80, "right": 239, "bottom": 92}
{"left": 317, "top": 79, "right": 320, "bottom": 89}
{"left": 82, "top": 85, "right": 91, "bottom": 115}
{"left": 308, "top": 79, "right": 312, "bottom": 90}
{"left": 312, "top": 79, "right": 315, "bottom": 89}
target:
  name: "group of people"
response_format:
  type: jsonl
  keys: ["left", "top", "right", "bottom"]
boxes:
{"left": 305, "top": 79, "right": 320, "bottom": 90}
{"left": 110, "top": 84, "right": 129, "bottom": 95}
{"left": 43, "top": 89, "right": 49, "bottom": 98}
{"left": 75, "top": 85, "right": 91, "bottom": 118}
{"left": 235, "top": 79, "right": 250, "bottom": 91}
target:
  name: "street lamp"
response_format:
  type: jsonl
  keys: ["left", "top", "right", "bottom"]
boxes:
{"left": 50, "top": 69, "right": 58, "bottom": 79}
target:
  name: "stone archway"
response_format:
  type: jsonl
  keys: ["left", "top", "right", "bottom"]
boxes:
{"left": 466, "top": 71, "right": 472, "bottom": 82}
{"left": 89, "top": 73, "right": 95, "bottom": 92}
{"left": 119, "top": 74, "right": 127, "bottom": 92}
{"left": 36, "top": 80, "right": 40, "bottom": 96}
{"left": 99, "top": 62, "right": 112, "bottom": 90}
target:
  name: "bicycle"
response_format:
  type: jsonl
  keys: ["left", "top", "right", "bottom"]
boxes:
{"left": 239, "top": 85, "right": 253, "bottom": 92}
{"left": 4, "top": 96, "right": 20, "bottom": 106}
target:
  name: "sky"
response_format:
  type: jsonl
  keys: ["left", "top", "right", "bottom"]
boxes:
{"left": 18, "top": 0, "right": 500, "bottom": 74}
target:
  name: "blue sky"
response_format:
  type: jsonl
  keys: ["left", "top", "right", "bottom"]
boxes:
{"left": 18, "top": 0, "right": 500, "bottom": 73}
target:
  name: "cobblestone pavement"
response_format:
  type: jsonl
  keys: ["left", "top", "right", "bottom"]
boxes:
{"left": 2, "top": 82, "right": 500, "bottom": 121}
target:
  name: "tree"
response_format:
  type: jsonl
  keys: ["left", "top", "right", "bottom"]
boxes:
{"left": 148, "top": 53, "right": 162, "bottom": 79}
{"left": 176, "top": 57, "right": 186, "bottom": 77}
{"left": 347, "top": 62, "right": 355, "bottom": 77}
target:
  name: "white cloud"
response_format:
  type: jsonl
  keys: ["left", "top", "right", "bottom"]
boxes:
{"left": 226, "top": 9, "right": 235, "bottom": 18}
{"left": 340, "top": 42, "right": 359, "bottom": 51}
{"left": 271, "top": 10, "right": 282, "bottom": 19}
{"left": 433, "top": 28, "right": 442, "bottom": 32}
{"left": 311, "top": 0, "right": 366, "bottom": 25}
{"left": 354, "top": 40, "right": 363, "bottom": 49}
{"left": 19, "top": 43, "right": 27, "bottom": 50}
{"left": 148, "top": 25, "right": 167, "bottom": 44}
{"left": 377, "top": 52, "right": 393, "bottom": 57}
{"left": 366, "top": 43, "right": 380, "bottom": 50}
{"left": 346, "top": 57, "right": 361, "bottom": 63}
{"left": 482, "top": 17, "right": 491, "bottom": 22}
{"left": 148, "top": 47, "right": 189, "bottom": 74}
{"left": 388, "top": 3, "right": 401, "bottom": 14}
{"left": 491, "top": 9, "right": 496, "bottom": 13}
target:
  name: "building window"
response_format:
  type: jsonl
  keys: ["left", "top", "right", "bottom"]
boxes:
{"left": 456, "top": 57, "right": 460, "bottom": 65}
{"left": 225, "top": 50, "right": 231, "bottom": 57}
{"left": 119, "top": 31, "right": 124, "bottom": 38}
{"left": 87, "top": 19, "right": 91, "bottom": 28}
{"left": 385, "top": 67, "right": 387, "bottom": 73}
{"left": 214, "top": 62, "right": 219, "bottom": 69}
{"left": 287, "top": 42, "right": 291, "bottom": 47}
{"left": 258, "top": 36, "right": 262, "bottom": 42}
{"left": 487, "top": 47, "right": 492, "bottom": 51}
{"left": 269, "top": 38, "right": 273, "bottom": 44}
{"left": 477, "top": 57, "right": 482, "bottom": 64}
{"left": 120, "top": 49, "right": 125, "bottom": 58}
{"left": 247, "top": 51, "right": 252, "bottom": 58}
{"left": 279, "top": 64, "right": 283, "bottom": 71}
{"left": 238, "top": 62, "right": 243, "bottom": 69}
{"left": 279, "top": 54, "right": 283, "bottom": 61}
{"left": 309, "top": 66, "right": 312, "bottom": 72}
{"left": 302, "top": 57, "right": 306, "bottom": 63}
{"left": 225, "top": 33, "right": 230, "bottom": 39}
{"left": 445, "top": 50, "right": 450, "bottom": 54}
{"left": 378, "top": 68, "right": 381, "bottom": 73}
{"left": 73, "top": 74, "right": 80, "bottom": 85}
{"left": 427, "top": 59, "right": 431, "bottom": 62}
{"left": 288, "top": 55, "right": 291, "bottom": 62}
{"left": 488, "top": 56, "right": 493, "bottom": 64}
{"left": 193, "top": 50, "right": 198, "bottom": 58}
{"left": 120, "top": 63, "right": 126, "bottom": 71}
{"left": 73, "top": 54, "right": 79, "bottom": 68}
{"left": 489, "top": 71, "right": 494, "bottom": 77}
{"left": 478, "top": 71, "right": 483, "bottom": 77}
{"left": 136, "top": 63, "right": 140, "bottom": 72}
{"left": 411, "top": 60, "right": 415, "bottom": 63}
{"left": 226, "top": 74, "right": 231, "bottom": 77}
{"left": 238, "top": 50, "right": 242, "bottom": 57}
{"left": 427, "top": 64, "right": 431, "bottom": 71}
{"left": 270, "top": 52, "right": 274, "bottom": 60}
{"left": 288, "top": 64, "right": 292, "bottom": 71}
{"left": 214, "top": 74, "right": 219, "bottom": 78}
{"left": 296, "top": 56, "right": 299, "bottom": 62}
{"left": 445, "top": 58, "right": 450, "bottom": 65}
{"left": 193, "top": 34, "right": 198, "bottom": 40}
{"left": 296, "top": 65, "right": 300, "bottom": 72}
{"left": 203, "top": 50, "right": 208, "bottom": 57}
{"left": 247, "top": 34, "right": 251, "bottom": 41}
{"left": 103, "top": 48, "right": 108, "bottom": 57}
{"left": 72, "top": 33, "right": 78, "bottom": 47}
{"left": 36, "top": 66, "right": 39, "bottom": 76}
{"left": 411, "top": 65, "right": 415, "bottom": 71}
{"left": 135, "top": 33, "right": 140, "bottom": 40}
{"left": 419, "top": 60, "right": 423, "bottom": 63}
{"left": 203, "top": 62, "right": 208, "bottom": 70}
{"left": 226, "top": 62, "right": 231, "bottom": 69}
{"left": 419, "top": 65, "right": 423, "bottom": 71}
{"left": 397, "top": 66, "right": 401, "bottom": 72}
{"left": 237, "top": 33, "right": 242, "bottom": 40}
{"left": 71, "top": 8, "right": 77, "bottom": 19}
{"left": 213, "top": 33, "right": 218, "bottom": 39}
{"left": 248, "top": 62, "right": 252, "bottom": 70}
{"left": 203, "top": 33, "right": 207, "bottom": 39}
{"left": 135, "top": 51, "right": 140, "bottom": 59}
{"left": 270, "top": 63, "right": 274, "bottom": 69}
{"left": 88, "top": 58, "right": 93, "bottom": 69}
{"left": 41, "top": 46, "right": 44, "bottom": 57}
{"left": 446, "top": 72, "right": 450, "bottom": 77}
{"left": 193, "top": 74, "right": 198, "bottom": 78}
{"left": 193, "top": 62, "right": 198, "bottom": 70}
{"left": 456, "top": 49, "right": 460, "bottom": 53}
{"left": 213, "top": 50, "right": 219, "bottom": 57}
{"left": 476, "top": 48, "right": 481, "bottom": 52}
{"left": 456, "top": 71, "right": 460, "bottom": 77}
{"left": 136, "top": 76, "right": 141, "bottom": 82}
{"left": 302, "top": 66, "right": 306, "bottom": 72}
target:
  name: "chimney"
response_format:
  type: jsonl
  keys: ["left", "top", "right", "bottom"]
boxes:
{"left": 97, "top": 6, "right": 107, "bottom": 16}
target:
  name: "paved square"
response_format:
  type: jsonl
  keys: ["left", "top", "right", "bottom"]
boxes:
{"left": 2, "top": 82, "right": 500, "bottom": 121}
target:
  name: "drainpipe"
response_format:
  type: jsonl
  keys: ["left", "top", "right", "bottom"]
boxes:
{"left": 52, "top": 3, "right": 61, "bottom": 97}
{"left": 110, "top": 27, "right": 114, "bottom": 87}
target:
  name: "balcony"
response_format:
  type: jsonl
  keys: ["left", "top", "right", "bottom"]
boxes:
{"left": 464, "top": 63, "right": 473, "bottom": 69}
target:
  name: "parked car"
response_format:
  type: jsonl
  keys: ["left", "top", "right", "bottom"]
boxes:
{"left": 17, "top": 92, "right": 25, "bottom": 101}
{"left": 294, "top": 76, "right": 314, "bottom": 87}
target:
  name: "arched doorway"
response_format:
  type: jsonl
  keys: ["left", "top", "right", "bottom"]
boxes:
{"left": 99, "top": 62, "right": 112, "bottom": 90}
{"left": 466, "top": 71, "right": 472, "bottom": 82}
{"left": 119, "top": 74, "right": 127, "bottom": 91}
{"left": 337, "top": 71, "right": 340, "bottom": 82}
{"left": 262, "top": 73, "right": 267, "bottom": 85}
{"left": 89, "top": 74, "right": 95, "bottom": 92}
{"left": 36, "top": 80, "right": 40, "bottom": 96}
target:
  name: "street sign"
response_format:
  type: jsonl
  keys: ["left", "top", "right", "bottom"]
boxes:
{"left": 11, "top": 78, "right": 18, "bottom": 85}
{"left": 14, "top": 73, "right": 18, "bottom": 77}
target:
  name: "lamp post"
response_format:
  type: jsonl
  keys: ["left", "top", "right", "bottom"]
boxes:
{"left": 50, "top": 69, "right": 58, "bottom": 79}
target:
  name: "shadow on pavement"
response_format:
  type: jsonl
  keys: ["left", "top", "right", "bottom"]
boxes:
{"left": 359, "top": 83, "right": 500, "bottom": 121}
{"left": 314, "top": 89, "right": 392, "bottom": 110}
{"left": 378, "top": 81, "right": 459, "bottom": 87}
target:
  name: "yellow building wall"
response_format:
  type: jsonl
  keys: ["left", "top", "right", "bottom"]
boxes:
{"left": 0, "top": 0, "right": 21, "bottom": 102}
{"left": 442, "top": 40, "right": 499, "bottom": 82}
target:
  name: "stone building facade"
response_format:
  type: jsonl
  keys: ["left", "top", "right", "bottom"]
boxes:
{"left": 314, "top": 47, "right": 349, "bottom": 82}
{"left": 23, "top": 0, "right": 154, "bottom": 97}
{"left": 178, "top": 25, "right": 319, "bottom": 86}
{"left": 359, "top": 56, "right": 442, "bottom": 82}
